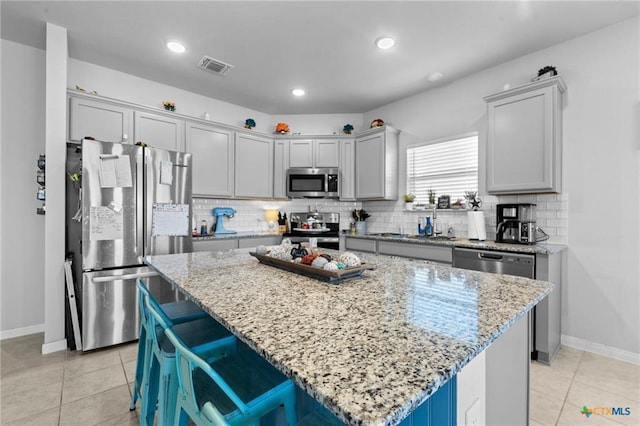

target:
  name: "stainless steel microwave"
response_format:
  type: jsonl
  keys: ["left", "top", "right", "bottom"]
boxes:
{"left": 286, "top": 168, "right": 339, "bottom": 198}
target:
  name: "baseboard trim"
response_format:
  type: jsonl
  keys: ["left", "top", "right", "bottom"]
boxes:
{"left": 41, "top": 338, "right": 67, "bottom": 354}
{"left": 561, "top": 334, "right": 640, "bottom": 366}
{"left": 0, "top": 324, "right": 45, "bottom": 341}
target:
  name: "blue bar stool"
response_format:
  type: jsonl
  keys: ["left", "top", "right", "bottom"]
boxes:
{"left": 157, "top": 307, "right": 298, "bottom": 426}
{"left": 130, "top": 280, "right": 210, "bottom": 412}
{"left": 135, "top": 279, "right": 237, "bottom": 426}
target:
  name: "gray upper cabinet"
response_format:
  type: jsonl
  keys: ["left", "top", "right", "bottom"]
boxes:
{"left": 273, "top": 139, "right": 290, "bottom": 199}
{"left": 355, "top": 126, "right": 399, "bottom": 200}
{"left": 484, "top": 77, "right": 565, "bottom": 194}
{"left": 288, "top": 139, "right": 340, "bottom": 168}
{"left": 68, "top": 96, "right": 133, "bottom": 143}
{"left": 289, "top": 140, "right": 314, "bottom": 167}
{"left": 314, "top": 139, "right": 340, "bottom": 167}
{"left": 134, "top": 111, "right": 185, "bottom": 152}
{"left": 339, "top": 139, "right": 356, "bottom": 200}
{"left": 185, "top": 123, "right": 235, "bottom": 198}
{"left": 235, "top": 133, "right": 274, "bottom": 198}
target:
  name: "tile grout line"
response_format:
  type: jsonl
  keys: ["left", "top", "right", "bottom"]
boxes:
{"left": 552, "top": 349, "right": 584, "bottom": 425}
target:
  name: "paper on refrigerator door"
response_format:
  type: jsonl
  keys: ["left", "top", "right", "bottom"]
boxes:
{"left": 89, "top": 206, "right": 124, "bottom": 240}
{"left": 152, "top": 203, "right": 189, "bottom": 236}
{"left": 159, "top": 160, "right": 173, "bottom": 185}
{"left": 98, "top": 155, "right": 132, "bottom": 188}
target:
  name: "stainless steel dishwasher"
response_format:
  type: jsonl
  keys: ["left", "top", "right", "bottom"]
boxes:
{"left": 453, "top": 248, "right": 535, "bottom": 278}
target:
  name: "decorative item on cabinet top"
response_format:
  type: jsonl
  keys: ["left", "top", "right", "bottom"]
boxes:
{"left": 343, "top": 124, "right": 354, "bottom": 134}
{"left": 244, "top": 118, "right": 256, "bottom": 129}
{"left": 162, "top": 100, "right": 176, "bottom": 111}
{"left": 370, "top": 118, "right": 384, "bottom": 128}
{"left": 275, "top": 122, "right": 290, "bottom": 134}
{"left": 532, "top": 65, "right": 557, "bottom": 82}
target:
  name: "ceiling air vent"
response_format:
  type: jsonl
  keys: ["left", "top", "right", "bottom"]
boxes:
{"left": 197, "top": 56, "right": 234, "bottom": 76}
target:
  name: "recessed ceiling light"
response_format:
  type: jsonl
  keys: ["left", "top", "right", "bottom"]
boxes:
{"left": 375, "top": 36, "right": 396, "bottom": 50}
{"left": 166, "top": 41, "right": 186, "bottom": 53}
{"left": 427, "top": 72, "right": 443, "bottom": 82}
{"left": 291, "top": 88, "right": 305, "bottom": 97}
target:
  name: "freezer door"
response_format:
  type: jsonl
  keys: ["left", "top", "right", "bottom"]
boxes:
{"left": 81, "top": 139, "right": 143, "bottom": 270}
{"left": 81, "top": 266, "right": 186, "bottom": 351}
{"left": 144, "top": 147, "right": 193, "bottom": 255}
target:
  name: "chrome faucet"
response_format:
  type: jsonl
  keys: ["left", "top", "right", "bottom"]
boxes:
{"left": 429, "top": 208, "right": 438, "bottom": 236}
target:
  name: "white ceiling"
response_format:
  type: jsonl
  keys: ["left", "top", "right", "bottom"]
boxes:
{"left": 2, "top": 1, "right": 638, "bottom": 114}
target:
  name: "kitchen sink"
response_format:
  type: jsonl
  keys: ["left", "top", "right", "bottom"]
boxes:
{"left": 367, "top": 232, "right": 407, "bottom": 237}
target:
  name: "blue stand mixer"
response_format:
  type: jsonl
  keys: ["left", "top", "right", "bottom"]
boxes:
{"left": 213, "top": 207, "right": 237, "bottom": 234}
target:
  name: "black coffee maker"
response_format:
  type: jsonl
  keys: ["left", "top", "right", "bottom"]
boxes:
{"left": 496, "top": 203, "right": 537, "bottom": 244}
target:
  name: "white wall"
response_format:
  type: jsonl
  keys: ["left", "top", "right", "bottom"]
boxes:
{"left": 364, "top": 17, "right": 640, "bottom": 358}
{"left": 0, "top": 40, "right": 46, "bottom": 337}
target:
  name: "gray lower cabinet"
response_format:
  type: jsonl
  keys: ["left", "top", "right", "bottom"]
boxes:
{"left": 345, "top": 238, "right": 377, "bottom": 253}
{"left": 193, "top": 235, "right": 282, "bottom": 252}
{"left": 378, "top": 241, "right": 453, "bottom": 264}
{"left": 192, "top": 239, "right": 237, "bottom": 252}
{"left": 534, "top": 252, "right": 563, "bottom": 363}
{"left": 345, "top": 238, "right": 453, "bottom": 264}
{"left": 238, "top": 236, "right": 282, "bottom": 248}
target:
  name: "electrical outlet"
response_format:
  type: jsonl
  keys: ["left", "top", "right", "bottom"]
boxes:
{"left": 465, "top": 397, "right": 482, "bottom": 426}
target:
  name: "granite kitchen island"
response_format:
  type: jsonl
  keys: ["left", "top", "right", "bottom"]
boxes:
{"left": 144, "top": 249, "right": 552, "bottom": 426}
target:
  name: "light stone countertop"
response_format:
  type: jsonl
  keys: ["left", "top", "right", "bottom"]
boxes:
{"left": 192, "top": 231, "right": 282, "bottom": 240}
{"left": 347, "top": 234, "right": 567, "bottom": 255}
{"left": 144, "top": 249, "right": 552, "bottom": 426}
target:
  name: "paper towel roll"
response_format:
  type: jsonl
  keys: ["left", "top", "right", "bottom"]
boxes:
{"left": 467, "top": 211, "right": 487, "bottom": 241}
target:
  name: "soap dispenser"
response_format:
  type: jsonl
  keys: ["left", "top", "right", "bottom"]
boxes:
{"left": 425, "top": 216, "right": 433, "bottom": 236}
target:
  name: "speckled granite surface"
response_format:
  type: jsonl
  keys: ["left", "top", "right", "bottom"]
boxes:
{"left": 193, "top": 231, "right": 282, "bottom": 240}
{"left": 145, "top": 249, "right": 552, "bottom": 426}
{"left": 348, "top": 234, "right": 567, "bottom": 255}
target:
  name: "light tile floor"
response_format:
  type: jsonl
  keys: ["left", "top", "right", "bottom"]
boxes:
{"left": 1, "top": 334, "right": 638, "bottom": 425}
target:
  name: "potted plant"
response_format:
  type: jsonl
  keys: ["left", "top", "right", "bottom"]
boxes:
{"left": 403, "top": 193, "right": 415, "bottom": 210}
{"left": 343, "top": 124, "right": 354, "bottom": 134}
{"left": 428, "top": 189, "right": 436, "bottom": 208}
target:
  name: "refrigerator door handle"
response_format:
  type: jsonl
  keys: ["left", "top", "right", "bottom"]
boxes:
{"left": 91, "top": 271, "right": 159, "bottom": 283}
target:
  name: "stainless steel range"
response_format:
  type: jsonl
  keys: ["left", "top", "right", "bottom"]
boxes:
{"left": 285, "top": 212, "right": 340, "bottom": 250}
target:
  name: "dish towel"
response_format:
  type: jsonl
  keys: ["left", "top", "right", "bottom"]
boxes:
{"left": 467, "top": 211, "right": 487, "bottom": 241}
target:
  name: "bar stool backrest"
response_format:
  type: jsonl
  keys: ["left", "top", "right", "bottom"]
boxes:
{"left": 157, "top": 310, "right": 251, "bottom": 424}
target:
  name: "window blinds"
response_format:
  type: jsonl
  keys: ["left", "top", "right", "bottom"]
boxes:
{"left": 407, "top": 134, "right": 478, "bottom": 204}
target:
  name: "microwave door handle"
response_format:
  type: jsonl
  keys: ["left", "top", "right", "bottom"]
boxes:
{"left": 325, "top": 174, "right": 329, "bottom": 193}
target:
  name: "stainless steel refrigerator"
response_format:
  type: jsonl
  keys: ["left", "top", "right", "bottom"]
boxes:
{"left": 66, "top": 139, "right": 193, "bottom": 351}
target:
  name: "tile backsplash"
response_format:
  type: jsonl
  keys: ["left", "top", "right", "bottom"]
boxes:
{"left": 194, "top": 193, "right": 568, "bottom": 244}
{"left": 363, "top": 193, "right": 568, "bottom": 244}
{"left": 193, "top": 198, "right": 362, "bottom": 234}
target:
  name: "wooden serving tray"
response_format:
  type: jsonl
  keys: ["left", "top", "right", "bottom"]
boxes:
{"left": 249, "top": 252, "right": 376, "bottom": 284}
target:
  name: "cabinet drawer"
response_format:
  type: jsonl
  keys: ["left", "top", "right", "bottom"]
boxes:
{"left": 238, "top": 236, "right": 282, "bottom": 248}
{"left": 378, "top": 241, "right": 452, "bottom": 264}
{"left": 345, "top": 238, "right": 377, "bottom": 253}
{"left": 192, "top": 239, "right": 237, "bottom": 252}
